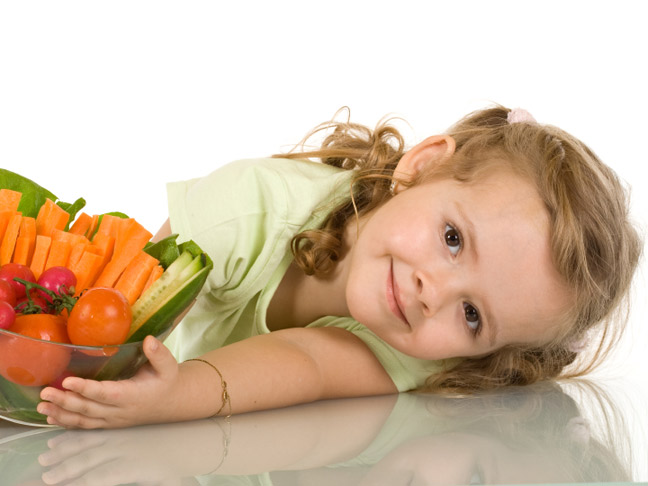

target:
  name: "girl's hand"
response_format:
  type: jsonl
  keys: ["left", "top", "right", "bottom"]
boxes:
{"left": 37, "top": 336, "right": 182, "bottom": 429}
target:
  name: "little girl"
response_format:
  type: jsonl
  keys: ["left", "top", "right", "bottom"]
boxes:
{"left": 37, "top": 105, "right": 642, "bottom": 429}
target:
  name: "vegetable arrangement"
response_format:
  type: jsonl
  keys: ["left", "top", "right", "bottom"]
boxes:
{"left": 0, "top": 169, "right": 212, "bottom": 424}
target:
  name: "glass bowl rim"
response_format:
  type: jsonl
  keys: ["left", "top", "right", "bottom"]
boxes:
{"left": 0, "top": 327, "right": 145, "bottom": 350}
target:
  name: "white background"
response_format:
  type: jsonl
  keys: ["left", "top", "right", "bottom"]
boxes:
{"left": 1, "top": 0, "right": 647, "bottom": 480}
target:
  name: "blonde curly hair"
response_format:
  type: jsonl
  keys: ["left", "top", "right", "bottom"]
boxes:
{"left": 274, "top": 105, "right": 643, "bottom": 393}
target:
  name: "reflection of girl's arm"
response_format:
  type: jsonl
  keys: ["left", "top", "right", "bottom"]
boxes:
{"left": 221, "top": 394, "right": 397, "bottom": 473}
{"left": 39, "top": 394, "right": 397, "bottom": 482}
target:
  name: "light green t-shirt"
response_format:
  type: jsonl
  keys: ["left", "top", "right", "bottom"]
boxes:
{"left": 164, "top": 157, "right": 453, "bottom": 392}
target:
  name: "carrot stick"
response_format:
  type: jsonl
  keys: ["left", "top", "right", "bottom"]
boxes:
{"left": 34, "top": 199, "right": 53, "bottom": 235}
{"left": 94, "top": 219, "right": 152, "bottom": 288}
{"left": 69, "top": 234, "right": 114, "bottom": 288}
{"left": 68, "top": 241, "right": 89, "bottom": 268}
{"left": 0, "top": 213, "right": 22, "bottom": 265}
{"left": 44, "top": 240, "right": 71, "bottom": 270}
{"left": 0, "top": 211, "right": 13, "bottom": 243}
{"left": 141, "top": 264, "right": 164, "bottom": 294}
{"left": 30, "top": 235, "right": 52, "bottom": 279}
{"left": 86, "top": 214, "right": 99, "bottom": 239}
{"left": 0, "top": 189, "right": 22, "bottom": 212}
{"left": 114, "top": 251, "right": 160, "bottom": 305}
{"left": 69, "top": 250, "right": 104, "bottom": 294}
{"left": 35, "top": 199, "right": 70, "bottom": 237}
{"left": 13, "top": 217, "right": 37, "bottom": 266}
{"left": 68, "top": 212, "right": 93, "bottom": 236}
{"left": 91, "top": 232, "right": 115, "bottom": 265}
{"left": 85, "top": 244, "right": 105, "bottom": 255}
{"left": 52, "top": 228, "right": 88, "bottom": 248}
{"left": 93, "top": 214, "right": 121, "bottom": 239}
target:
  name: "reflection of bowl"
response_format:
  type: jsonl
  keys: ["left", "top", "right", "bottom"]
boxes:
{"left": 0, "top": 327, "right": 172, "bottom": 427}
{"left": 0, "top": 425, "right": 64, "bottom": 483}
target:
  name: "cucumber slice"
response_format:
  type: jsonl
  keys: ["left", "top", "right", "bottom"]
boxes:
{"left": 128, "top": 251, "right": 195, "bottom": 330}
{"left": 126, "top": 264, "right": 210, "bottom": 343}
{"left": 125, "top": 250, "right": 212, "bottom": 342}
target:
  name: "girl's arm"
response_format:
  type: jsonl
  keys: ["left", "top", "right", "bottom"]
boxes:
{"left": 37, "top": 327, "right": 398, "bottom": 429}
{"left": 152, "top": 218, "right": 171, "bottom": 242}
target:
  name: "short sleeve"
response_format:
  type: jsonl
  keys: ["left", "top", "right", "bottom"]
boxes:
{"left": 167, "top": 158, "right": 352, "bottom": 304}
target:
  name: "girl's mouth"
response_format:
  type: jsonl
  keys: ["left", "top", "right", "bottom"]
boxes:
{"left": 387, "top": 260, "right": 409, "bottom": 327}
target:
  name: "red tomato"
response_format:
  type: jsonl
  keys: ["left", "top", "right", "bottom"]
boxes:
{"left": 0, "top": 263, "right": 36, "bottom": 299}
{"left": 11, "top": 314, "right": 70, "bottom": 343}
{"left": 0, "top": 279, "right": 16, "bottom": 306}
{"left": 67, "top": 288, "right": 132, "bottom": 346}
{"left": 0, "top": 301, "right": 15, "bottom": 330}
{"left": 0, "top": 314, "right": 71, "bottom": 386}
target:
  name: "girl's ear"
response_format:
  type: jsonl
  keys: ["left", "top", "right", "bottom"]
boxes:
{"left": 392, "top": 135, "right": 456, "bottom": 192}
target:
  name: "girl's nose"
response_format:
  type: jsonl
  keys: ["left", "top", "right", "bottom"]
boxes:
{"left": 414, "top": 268, "right": 456, "bottom": 317}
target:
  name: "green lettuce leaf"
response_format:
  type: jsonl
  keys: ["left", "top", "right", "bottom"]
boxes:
{"left": 0, "top": 168, "right": 85, "bottom": 221}
{"left": 144, "top": 234, "right": 181, "bottom": 269}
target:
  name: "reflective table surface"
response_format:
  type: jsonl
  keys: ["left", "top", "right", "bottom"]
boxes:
{"left": 1, "top": 378, "right": 646, "bottom": 485}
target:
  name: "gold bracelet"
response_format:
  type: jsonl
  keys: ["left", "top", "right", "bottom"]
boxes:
{"left": 184, "top": 358, "right": 232, "bottom": 418}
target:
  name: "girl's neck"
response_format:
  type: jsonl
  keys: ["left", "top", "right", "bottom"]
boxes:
{"left": 266, "top": 226, "right": 356, "bottom": 331}
{"left": 266, "top": 258, "right": 351, "bottom": 331}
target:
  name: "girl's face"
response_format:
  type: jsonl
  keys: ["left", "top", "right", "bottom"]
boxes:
{"left": 344, "top": 167, "right": 572, "bottom": 360}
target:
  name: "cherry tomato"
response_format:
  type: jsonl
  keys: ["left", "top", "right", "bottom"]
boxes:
{"left": 0, "top": 279, "right": 16, "bottom": 306}
{"left": 0, "top": 263, "right": 36, "bottom": 299}
{"left": 0, "top": 314, "right": 71, "bottom": 386}
{"left": 0, "top": 301, "right": 15, "bottom": 330}
{"left": 37, "top": 266, "right": 77, "bottom": 303}
{"left": 67, "top": 288, "right": 132, "bottom": 346}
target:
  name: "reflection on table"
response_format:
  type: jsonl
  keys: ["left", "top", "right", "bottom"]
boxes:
{"left": 0, "top": 379, "right": 636, "bottom": 485}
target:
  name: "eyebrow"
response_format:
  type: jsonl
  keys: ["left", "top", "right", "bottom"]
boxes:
{"left": 453, "top": 201, "right": 499, "bottom": 348}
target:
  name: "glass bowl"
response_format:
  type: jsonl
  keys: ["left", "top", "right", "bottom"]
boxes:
{"left": 0, "top": 327, "right": 172, "bottom": 427}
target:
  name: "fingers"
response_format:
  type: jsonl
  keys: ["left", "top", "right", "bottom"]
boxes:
{"left": 39, "top": 404, "right": 109, "bottom": 429}
{"left": 38, "top": 384, "right": 120, "bottom": 429}
{"left": 37, "top": 395, "right": 110, "bottom": 429}
{"left": 44, "top": 378, "right": 123, "bottom": 406}
{"left": 143, "top": 335, "right": 178, "bottom": 378}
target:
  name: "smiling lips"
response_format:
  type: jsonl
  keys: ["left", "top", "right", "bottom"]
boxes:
{"left": 387, "top": 261, "right": 409, "bottom": 326}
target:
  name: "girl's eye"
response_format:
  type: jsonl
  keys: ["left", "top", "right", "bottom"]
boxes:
{"left": 463, "top": 302, "right": 481, "bottom": 334}
{"left": 444, "top": 224, "right": 462, "bottom": 256}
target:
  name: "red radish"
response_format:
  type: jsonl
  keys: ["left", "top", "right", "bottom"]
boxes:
{"left": 37, "top": 266, "right": 77, "bottom": 303}
{"left": 0, "top": 279, "right": 16, "bottom": 306}
{"left": 0, "top": 300, "right": 15, "bottom": 330}
{"left": 15, "top": 293, "right": 50, "bottom": 314}
{"left": 0, "top": 263, "right": 36, "bottom": 299}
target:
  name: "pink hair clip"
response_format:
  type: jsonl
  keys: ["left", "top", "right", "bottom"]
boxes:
{"left": 566, "top": 333, "right": 589, "bottom": 353}
{"left": 507, "top": 108, "right": 537, "bottom": 125}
